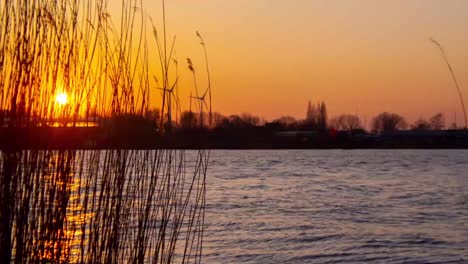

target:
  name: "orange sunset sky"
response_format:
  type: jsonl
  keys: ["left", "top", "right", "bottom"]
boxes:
{"left": 113, "top": 0, "right": 468, "bottom": 126}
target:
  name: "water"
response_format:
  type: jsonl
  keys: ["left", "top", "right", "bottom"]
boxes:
{"left": 1, "top": 149, "right": 208, "bottom": 263}
{"left": 202, "top": 150, "right": 468, "bottom": 263}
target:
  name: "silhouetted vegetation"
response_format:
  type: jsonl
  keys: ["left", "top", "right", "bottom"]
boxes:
{"left": 372, "top": 112, "right": 408, "bottom": 133}
{"left": 0, "top": 0, "right": 209, "bottom": 263}
{"left": 429, "top": 113, "right": 445, "bottom": 130}
{"left": 412, "top": 117, "right": 432, "bottom": 130}
{"left": 2, "top": 99, "right": 467, "bottom": 150}
{"left": 329, "top": 114, "right": 363, "bottom": 131}
{"left": 430, "top": 38, "right": 467, "bottom": 128}
{"left": 305, "top": 101, "right": 328, "bottom": 131}
{"left": 412, "top": 113, "right": 445, "bottom": 131}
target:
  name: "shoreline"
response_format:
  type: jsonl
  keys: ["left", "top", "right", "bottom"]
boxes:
{"left": 1, "top": 127, "right": 468, "bottom": 150}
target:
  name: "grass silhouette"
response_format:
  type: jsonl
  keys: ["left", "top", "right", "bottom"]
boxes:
{"left": 0, "top": 0, "right": 210, "bottom": 263}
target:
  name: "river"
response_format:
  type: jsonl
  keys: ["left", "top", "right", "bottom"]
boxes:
{"left": 202, "top": 150, "right": 468, "bottom": 263}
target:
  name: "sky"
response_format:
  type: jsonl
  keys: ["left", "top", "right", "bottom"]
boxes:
{"left": 120, "top": 0, "right": 468, "bottom": 126}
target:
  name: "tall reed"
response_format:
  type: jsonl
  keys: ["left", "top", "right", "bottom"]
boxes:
{"left": 430, "top": 38, "right": 468, "bottom": 129}
{"left": 0, "top": 0, "right": 209, "bottom": 263}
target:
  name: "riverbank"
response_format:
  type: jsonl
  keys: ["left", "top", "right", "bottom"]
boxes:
{"left": 1, "top": 127, "right": 468, "bottom": 150}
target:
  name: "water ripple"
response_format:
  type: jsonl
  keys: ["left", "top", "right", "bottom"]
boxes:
{"left": 203, "top": 150, "right": 468, "bottom": 263}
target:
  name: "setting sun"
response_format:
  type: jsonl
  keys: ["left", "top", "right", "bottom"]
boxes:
{"left": 56, "top": 92, "right": 68, "bottom": 105}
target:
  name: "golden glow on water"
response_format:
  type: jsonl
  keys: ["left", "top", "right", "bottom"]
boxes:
{"left": 32, "top": 152, "right": 94, "bottom": 263}
{"left": 26, "top": 150, "right": 206, "bottom": 263}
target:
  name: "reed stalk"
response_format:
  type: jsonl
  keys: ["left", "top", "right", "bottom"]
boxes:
{"left": 0, "top": 0, "right": 209, "bottom": 263}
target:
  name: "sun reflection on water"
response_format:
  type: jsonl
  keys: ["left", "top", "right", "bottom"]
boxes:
{"left": 32, "top": 151, "right": 95, "bottom": 263}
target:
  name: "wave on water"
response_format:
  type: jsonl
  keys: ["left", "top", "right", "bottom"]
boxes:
{"left": 203, "top": 150, "right": 468, "bottom": 263}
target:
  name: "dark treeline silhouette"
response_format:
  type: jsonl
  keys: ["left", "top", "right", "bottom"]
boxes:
{"left": 371, "top": 112, "right": 408, "bottom": 133}
{"left": 3, "top": 100, "right": 467, "bottom": 149}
